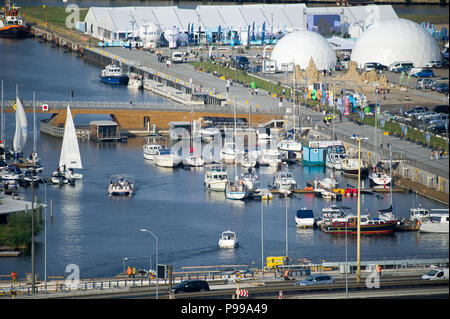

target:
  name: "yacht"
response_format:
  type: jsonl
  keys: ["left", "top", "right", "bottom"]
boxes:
{"left": 273, "top": 168, "right": 297, "bottom": 192}
{"left": 321, "top": 214, "right": 397, "bottom": 235}
{"left": 183, "top": 155, "right": 205, "bottom": 167}
{"left": 409, "top": 206, "right": 431, "bottom": 223}
{"left": 99, "top": 63, "right": 129, "bottom": 85}
{"left": 240, "top": 151, "right": 258, "bottom": 168}
{"left": 419, "top": 212, "right": 449, "bottom": 233}
{"left": 204, "top": 165, "right": 229, "bottom": 191}
{"left": 154, "top": 148, "right": 181, "bottom": 168}
{"left": 108, "top": 175, "right": 134, "bottom": 196}
{"left": 241, "top": 169, "right": 258, "bottom": 192}
{"left": 316, "top": 205, "right": 347, "bottom": 227}
{"left": 295, "top": 208, "right": 315, "bottom": 228}
{"left": 278, "top": 138, "right": 302, "bottom": 157}
{"left": 258, "top": 149, "right": 281, "bottom": 167}
{"left": 325, "top": 144, "right": 347, "bottom": 170}
{"left": 318, "top": 175, "right": 338, "bottom": 190}
{"left": 341, "top": 157, "right": 369, "bottom": 177}
{"left": 225, "top": 179, "right": 249, "bottom": 200}
{"left": 143, "top": 143, "right": 162, "bottom": 161}
{"left": 218, "top": 230, "right": 238, "bottom": 248}
{"left": 220, "top": 142, "right": 237, "bottom": 163}
{"left": 127, "top": 72, "right": 143, "bottom": 89}
{"left": 369, "top": 171, "right": 391, "bottom": 187}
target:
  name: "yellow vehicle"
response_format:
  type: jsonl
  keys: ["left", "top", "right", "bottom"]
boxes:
{"left": 266, "top": 256, "right": 287, "bottom": 270}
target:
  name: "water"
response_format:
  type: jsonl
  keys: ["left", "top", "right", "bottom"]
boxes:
{"left": 0, "top": 37, "right": 448, "bottom": 280}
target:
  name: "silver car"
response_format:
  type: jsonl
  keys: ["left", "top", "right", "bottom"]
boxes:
{"left": 295, "top": 274, "right": 335, "bottom": 286}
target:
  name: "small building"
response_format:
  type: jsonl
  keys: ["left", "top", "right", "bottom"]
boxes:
{"left": 302, "top": 145, "right": 325, "bottom": 166}
{"left": 90, "top": 120, "right": 121, "bottom": 142}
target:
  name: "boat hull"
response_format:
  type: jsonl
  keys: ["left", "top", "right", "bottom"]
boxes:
{"left": 322, "top": 221, "right": 397, "bottom": 235}
{"left": 99, "top": 75, "right": 129, "bottom": 85}
{"left": 0, "top": 25, "right": 30, "bottom": 38}
{"left": 218, "top": 239, "right": 238, "bottom": 248}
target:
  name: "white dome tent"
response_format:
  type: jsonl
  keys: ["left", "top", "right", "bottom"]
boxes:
{"left": 164, "top": 26, "right": 180, "bottom": 49}
{"left": 270, "top": 30, "right": 336, "bottom": 71}
{"left": 138, "top": 22, "right": 161, "bottom": 49}
{"left": 350, "top": 18, "right": 441, "bottom": 68}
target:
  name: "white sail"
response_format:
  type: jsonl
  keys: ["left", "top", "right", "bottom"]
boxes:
{"left": 13, "top": 97, "right": 27, "bottom": 152}
{"left": 59, "top": 105, "right": 82, "bottom": 169}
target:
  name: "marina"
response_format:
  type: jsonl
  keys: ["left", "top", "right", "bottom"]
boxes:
{"left": 0, "top": 1, "right": 448, "bottom": 301}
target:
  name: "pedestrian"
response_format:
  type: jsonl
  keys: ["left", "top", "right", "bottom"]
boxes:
{"left": 255, "top": 88, "right": 258, "bottom": 95}
{"left": 376, "top": 265, "right": 382, "bottom": 278}
{"left": 339, "top": 113, "right": 342, "bottom": 122}
{"left": 440, "top": 149, "right": 444, "bottom": 159}
{"left": 430, "top": 150, "right": 434, "bottom": 160}
{"left": 435, "top": 150, "right": 439, "bottom": 160}
{"left": 226, "top": 78, "right": 230, "bottom": 93}
{"left": 127, "top": 266, "right": 132, "bottom": 278}
{"left": 380, "top": 143, "right": 383, "bottom": 149}
{"left": 132, "top": 266, "right": 136, "bottom": 278}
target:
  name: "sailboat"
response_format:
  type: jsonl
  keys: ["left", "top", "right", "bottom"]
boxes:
{"left": 52, "top": 105, "right": 83, "bottom": 183}
{"left": 12, "top": 96, "right": 27, "bottom": 158}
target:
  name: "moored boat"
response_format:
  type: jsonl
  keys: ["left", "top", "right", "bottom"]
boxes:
{"left": 143, "top": 143, "right": 162, "bottom": 161}
{"left": 0, "top": 1, "right": 30, "bottom": 39}
{"left": 99, "top": 63, "right": 129, "bottom": 85}
{"left": 204, "top": 165, "right": 228, "bottom": 191}
{"left": 295, "top": 208, "right": 315, "bottom": 228}
{"left": 154, "top": 148, "right": 181, "bottom": 168}
{"left": 321, "top": 215, "right": 397, "bottom": 235}
{"left": 419, "top": 212, "right": 449, "bottom": 233}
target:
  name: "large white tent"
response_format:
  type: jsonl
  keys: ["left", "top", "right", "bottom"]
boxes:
{"left": 84, "top": 4, "right": 397, "bottom": 42}
{"left": 351, "top": 18, "right": 442, "bottom": 68}
{"left": 270, "top": 30, "right": 337, "bottom": 71}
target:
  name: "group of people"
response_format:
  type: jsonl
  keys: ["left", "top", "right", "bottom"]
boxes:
{"left": 430, "top": 149, "right": 445, "bottom": 160}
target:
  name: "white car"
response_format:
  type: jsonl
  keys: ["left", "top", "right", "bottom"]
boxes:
{"left": 425, "top": 60, "right": 441, "bottom": 68}
{"left": 421, "top": 268, "right": 449, "bottom": 280}
{"left": 417, "top": 111, "right": 439, "bottom": 121}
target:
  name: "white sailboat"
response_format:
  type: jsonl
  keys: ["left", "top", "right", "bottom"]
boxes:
{"left": 12, "top": 96, "right": 27, "bottom": 157}
{"left": 53, "top": 105, "right": 83, "bottom": 181}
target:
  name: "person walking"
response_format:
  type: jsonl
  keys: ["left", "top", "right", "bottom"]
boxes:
{"left": 376, "top": 264, "right": 382, "bottom": 278}
{"left": 226, "top": 78, "right": 230, "bottom": 93}
{"left": 127, "top": 266, "right": 132, "bottom": 278}
{"left": 132, "top": 266, "right": 137, "bottom": 278}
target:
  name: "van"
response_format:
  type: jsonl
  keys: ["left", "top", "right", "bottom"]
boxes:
{"left": 172, "top": 51, "right": 183, "bottom": 63}
{"left": 172, "top": 280, "right": 210, "bottom": 294}
{"left": 388, "top": 61, "right": 414, "bottom": 72}
{"left": 421, "top": 268, "right": 449, "bottom": 280}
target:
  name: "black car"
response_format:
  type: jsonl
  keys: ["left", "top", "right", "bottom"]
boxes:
{"left": 430, "top": 124, "right": 448, "bottom": 134}
{"left": 173, "top": 280, "right": 210, "bottom": 294}
{"left": 233, "top": 55, "right": 249, "bottom": 70}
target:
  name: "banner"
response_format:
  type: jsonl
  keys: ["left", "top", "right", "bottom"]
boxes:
{"left": 399, "top": 71, "right": 405, "bottom": 85}
{"left": 344, "top": 97, "right": 349, "bottom": 115}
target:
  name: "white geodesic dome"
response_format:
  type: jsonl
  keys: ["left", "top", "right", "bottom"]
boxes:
{"left": 139, "top": 22, "right": 161, "bottom": 48}
{"left": 351, "top": 18, "right": 441, "bottom": 68}
{"left": 270, "top": 30, "right": 336, "bottom": 71}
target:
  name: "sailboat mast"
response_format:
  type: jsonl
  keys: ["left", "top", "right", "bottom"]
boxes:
{"left": 33, "top": 91, "right": 36, "bottom": 153}
{"left": 233, "top": 97, "right": 237, "bottom": 180}
{"left": 389, "top": 143, "right": 393, "bottom": 207}
{"left": 1, "top": 80, "right": 3, "bottom": 141}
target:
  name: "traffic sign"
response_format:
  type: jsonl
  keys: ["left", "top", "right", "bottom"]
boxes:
{"left": 236, "top": 289, "right": 248, "bottom": 297}
{"left": 42, "top": 104, "right": 49, "bottom": 112}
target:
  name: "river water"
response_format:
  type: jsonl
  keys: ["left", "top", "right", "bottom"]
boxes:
{"left": 0, "top": 36, "right": 448, "bottom": 280}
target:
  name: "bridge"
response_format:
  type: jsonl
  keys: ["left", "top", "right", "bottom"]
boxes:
{"left": 4, "top": 100, "right": 283, "bottom": 131}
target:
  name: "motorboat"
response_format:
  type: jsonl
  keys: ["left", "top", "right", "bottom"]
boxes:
{"left": 295, "top": 208, "right": 315, "bottom": 228}
{"left": 409, "top": 206, "right": 431, "bottom": 222}
{"left": 204, "top": 165, "right": 228, "bottom": 191}
{"left": 21, "top": 170, "right": 40, "bottom": 187}
{"left": 369, "top": 171, "right": 391, "bottom": 187}
{"left": 240, "top": 151, "right": 258, "bottom": 168}
{"left": 278, "top": 138, "right": 302, "bottom": 157}
{"left": 220, "top": 142, "right": 237, "bottom": 163}
{"left": 419, "top": 212, "right": 449, "bottom": 233}
{"left": 108, "top": 175, "right": 134, "bottom": 196}
{"left": 321, "top": 214, "right": 397, "bottom": 235}
{"left": 225, "top": 179, "right": 249, "bottom": 200}
{"left": 183, "top": 155, "right": 205, "bottom": 167}
{"left": 325, "top": 144, "right": 347, "bottom": 170}
{"left": 341, "top": 157, "right": 369, "bottom": 178}
{"left": 316, "top": 205, "right": 348, "bottom": 227}
{"left": 1, "top": 166, "right": 23, "bottom": 182}
{"left": 273, "top": 168, "right": 297, "bottom": 191}
{"left": 218, "top": 230, "right": 238, "bottom": 248}
{"left": 127, "top": 72, "right": 143, "bottom": 89}
{"left": 143, "top": 143, "right": 162, "bottom": 161}
{"left": 154, "top": 148, "right": 181, "bottom": 168}
{"left": 258, "top": 149, "right": 281, "bottom": 167}
{"left": 318, "top": 175, "right": 338, "bottom": 190}
{"left": 51, "top": 171, "right": 71, "bottom": 185}
{"left": 2, "top": 180, "right": 20, "bottom": 195}
{"left": 99, "top": 63, "right": 129, "bottom": 85}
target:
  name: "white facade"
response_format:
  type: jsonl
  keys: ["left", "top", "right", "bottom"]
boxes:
{"left": 270, "top": 30, "right": 337, "bottom": 71}
{"left": 351, "top": 18, "right": 442, "bottom": 68}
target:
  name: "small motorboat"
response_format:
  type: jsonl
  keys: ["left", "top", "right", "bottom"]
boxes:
{"left": 295, "top": 208, "right": 315, "bottom": 228}
{"left": 183, "top": 155, "right": 205, "bottom": 167}
{"left": 204, "top": 165, "right": 228, "bottom": 191}
{"left": 108, "top": 175, "right": 134, "bottom": 196}
{"left": 143, "top": 143, "right": 162, "bottom": 162}
{"left": 369, "top": 171, "right": 391, "bottom": 187}
{"left": 218, "top": 230, "right": 238, "bottom": 248}
{"left": 127, "top": 72, "right": 143, "bottom": 89}
{"left": 99, "top": 63, "right": 129, "bottom": 85}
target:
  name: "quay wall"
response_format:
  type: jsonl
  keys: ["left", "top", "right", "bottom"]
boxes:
{"left": 310, "top": 124, "right": 449, "bottom": 201}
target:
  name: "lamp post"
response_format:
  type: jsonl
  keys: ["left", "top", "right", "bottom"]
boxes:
{"left": 140, "top": 228, "right": 158, "bottom": 299}
{"left": 351, "top": 134, "right": 368, "bottom": 284}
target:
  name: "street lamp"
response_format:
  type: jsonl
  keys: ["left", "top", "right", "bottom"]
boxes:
{"left": 139, "top": 228, "right": 159, "bottom": 299}
{"left": 350, "top": 134, "right": 368, "bottom": 284}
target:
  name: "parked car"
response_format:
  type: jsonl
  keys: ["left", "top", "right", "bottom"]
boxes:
{"left": 433, "top": 105, "right": 449, "bottom": 115}
{"left": 389, "top": 61, "right": 414, "bottom": 72}
{"left": 421, "top": 268, "right": 449, "bottom": 280}
{"left": 393, "top": 65, "right": 413, "bottom": 73}
{"left": 416, "top": 78, "right": 435, "bottom": 89}
{"left": 411, "top": 68, "right": 434, "bottom": 78}
{"left": 425, "top": 60, "right": 441, "bottom": 68}
{"left": 428, "top": 114, "right": 449, "bottom": 125}
{"left": 417, "top": 111, "right": 439, "bottom": 121}
{"left": 172, "top": 280, "right": 210, "bottom": 294}
{"left": 435, "top": 83, "right": 449, "bottom": 94}
{"left": 436, "top": 60, "right": 449, "bottom": 69}
{"left": 404, "top": 106, "right": 429, "bottom": 118}
{"left": 295, "top": 274, "right": 335, "bottom": 286}
{"left": 364, "top": 62, "right": 387, "bottom": 73}
{"left": 233, "top": 55, "right": 250, "bottom": 70}
{"left": 171, "top": 51, "right": 184, "bottom": 63}
{"left": 429, "top": 124, "right": 448, "bottom": 134}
